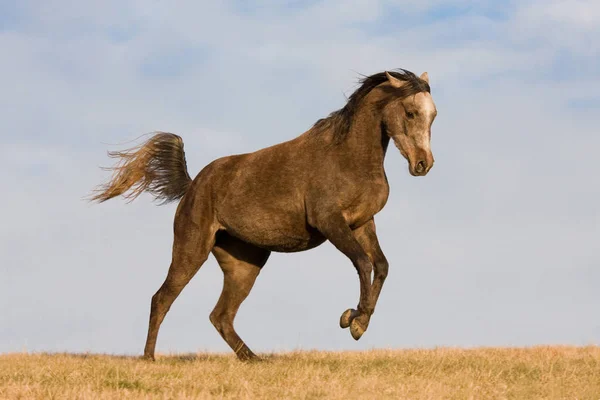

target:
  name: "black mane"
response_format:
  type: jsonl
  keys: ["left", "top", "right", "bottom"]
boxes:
{"left": 312, "top": 69, "right": 430, "bottom": 143}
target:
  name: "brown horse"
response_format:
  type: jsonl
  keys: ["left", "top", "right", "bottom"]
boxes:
{"left": 91, "top": 69, "right": 437, "bottom": 361}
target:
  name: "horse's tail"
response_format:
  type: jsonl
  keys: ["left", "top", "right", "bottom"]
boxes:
{"left": 89, "top": 132, "right": 192, "bottom": 204}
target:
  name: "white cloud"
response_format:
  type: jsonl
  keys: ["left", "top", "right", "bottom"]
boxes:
{"left": 523, "top": 0, "right": 600, "bottom": 27}
{"left": 512, "top": 0, "right": 600, "bottom": 55}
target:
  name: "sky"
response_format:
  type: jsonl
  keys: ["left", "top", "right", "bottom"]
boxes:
{"left": 1, "top": 0, "right": 599, "bottom": 356}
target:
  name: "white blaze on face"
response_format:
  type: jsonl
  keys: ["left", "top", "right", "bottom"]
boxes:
{"left": 413, "top": 92, "right": 436, "bottom": 152}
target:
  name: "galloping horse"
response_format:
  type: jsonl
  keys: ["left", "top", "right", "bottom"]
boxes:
{"left": 91, "top": 69, "right": 437, "bottom": 361}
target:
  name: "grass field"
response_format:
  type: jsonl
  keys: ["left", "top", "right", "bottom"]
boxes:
{"left": 1, "top": 346, "right": 599, "bottom": 399}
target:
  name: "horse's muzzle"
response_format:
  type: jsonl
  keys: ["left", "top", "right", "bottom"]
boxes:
{"left": 410, "top": 158, "right": 434, "bottom": 176}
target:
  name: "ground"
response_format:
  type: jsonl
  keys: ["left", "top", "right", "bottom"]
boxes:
{"left": 1, "top": 346, "right": 599, "bottom": 399}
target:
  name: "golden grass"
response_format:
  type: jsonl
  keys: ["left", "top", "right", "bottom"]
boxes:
{"left": 1, "top": 346, "right": 599, "bottom": 399}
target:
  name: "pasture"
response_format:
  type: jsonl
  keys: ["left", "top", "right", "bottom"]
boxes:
{"left": 1, "top": 346, "right": 599, "bottom": 399}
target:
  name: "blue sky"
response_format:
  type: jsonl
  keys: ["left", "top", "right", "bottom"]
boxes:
{"left": 1, "top": 0, "right": 599, "bottom": 356}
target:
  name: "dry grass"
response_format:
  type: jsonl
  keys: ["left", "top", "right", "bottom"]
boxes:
{"left": 1, "top": 346, "right": 599, "bottom": 399}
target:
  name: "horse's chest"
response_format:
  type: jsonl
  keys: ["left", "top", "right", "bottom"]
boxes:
{"left": 342, "top": 183, "right": 389, "bottom": 228}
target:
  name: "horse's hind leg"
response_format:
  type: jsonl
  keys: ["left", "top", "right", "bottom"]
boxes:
{"left": 143, "top": 199, "right": 218, "bottom": 361}
{"left": 210, "top": 232, "right": 270, "bottom": 361}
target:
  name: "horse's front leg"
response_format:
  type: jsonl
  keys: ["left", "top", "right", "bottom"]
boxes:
{"left": 311, "top": 212, "right": 374, "bottom": 340}
{"left": 340, "top": 218, "right": 389, "bottom": 337}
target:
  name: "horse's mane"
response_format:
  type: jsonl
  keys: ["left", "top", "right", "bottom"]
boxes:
{"left": 312, "top": 69, "right": 430, "bottom": 143}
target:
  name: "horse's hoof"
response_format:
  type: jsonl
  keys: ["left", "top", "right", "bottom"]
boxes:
{"left": 238, "top": 354, "right": 260, "bottom": 363}
{"left": 340, "top": 308, "right": 359, "bottom": 329}
{"left": 236, "top": 347, "right": 259, "bottom": 362}
{"left": 350, "top": 316, "right": 368, "bottom": 340}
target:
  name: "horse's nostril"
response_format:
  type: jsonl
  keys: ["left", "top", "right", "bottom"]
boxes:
{"left": 415, "top": 160, "right": 426, "bottom": 173}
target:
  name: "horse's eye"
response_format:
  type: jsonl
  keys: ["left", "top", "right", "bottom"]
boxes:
{"left": 406, "top": 112, "right": 415, "bottom": 119}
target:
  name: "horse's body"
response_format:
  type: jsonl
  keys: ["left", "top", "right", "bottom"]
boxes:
{"left": 196, "top": 131, "right": 389, "bottom": 253}
{"left": 92, "top": 69, "right": 437, "bottom": 360}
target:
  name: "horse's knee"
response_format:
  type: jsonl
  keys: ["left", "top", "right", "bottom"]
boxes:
{"left": 375, "top": 258, "right": 389, "bottom": 280}
{"left": 356, "top": 256, "right": 373, "bottom": 276}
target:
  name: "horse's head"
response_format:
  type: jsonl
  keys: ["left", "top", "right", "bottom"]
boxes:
{"left": 382, "top": 71, "right": 437, "bottom": 177}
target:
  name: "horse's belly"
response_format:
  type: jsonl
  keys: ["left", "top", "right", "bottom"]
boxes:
{"left": 220, "top": 213, "right": 326, "bottom": 253}
{"left": 257, "top": 231, "right": 327, "bottom": 253}
{"left": 228, "top": 226, "right": 326, "bottom": 253}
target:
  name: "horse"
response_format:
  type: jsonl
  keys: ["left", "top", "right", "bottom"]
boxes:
{"left": 91, "top": 69, "right": 437, "bottom": 361}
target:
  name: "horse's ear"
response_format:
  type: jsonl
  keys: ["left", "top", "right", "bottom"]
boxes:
{"left": 420, "top": 72, "right": 429, "bottom": 84}
{"left": 385, "top": 71, "right": 403, "bottom": 88}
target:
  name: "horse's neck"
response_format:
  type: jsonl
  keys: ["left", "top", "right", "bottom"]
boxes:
{"left": 343, "top": 107, "right": 389, "bottom": 170}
